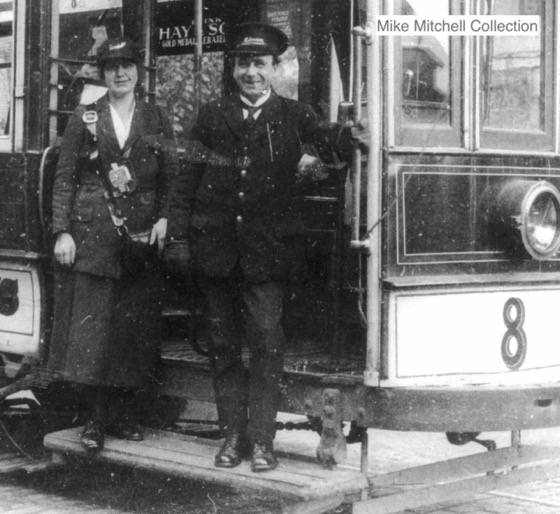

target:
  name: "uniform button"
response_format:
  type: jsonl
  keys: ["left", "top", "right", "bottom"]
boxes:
{"left": 236, "top": 215, "right": 243, "bottom": 223}
{"left": 238, "top": 192, "right": 244, "bottom": 198}
{"left": 241, "top": 169, "right": 247, "bottom": 176}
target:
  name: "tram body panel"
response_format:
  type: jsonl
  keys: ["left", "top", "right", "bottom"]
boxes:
{"left": 0, "top": 259, "right": 42, "bottom": 356}
{"left": 384, "top": 284, "right": 560, "bottom": 388}
{"left": 384, "top": 156, "right": 560, "bottom": 274}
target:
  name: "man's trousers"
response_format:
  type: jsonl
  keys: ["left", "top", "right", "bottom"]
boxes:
{"left": 198, "top": 271, "right": 286, "bottom": 444}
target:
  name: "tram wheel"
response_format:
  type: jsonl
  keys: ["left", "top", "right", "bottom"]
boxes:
{"left": 0, "top": 397, "right": 48, "bottom": 458}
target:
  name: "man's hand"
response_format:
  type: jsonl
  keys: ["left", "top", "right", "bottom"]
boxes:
{"left": 351, "top": 118, "right": 370, "bottom": 151}
{"left": 54, "top": 232, "right": 76, "bottom": 267}
{"left": 296, "top": 154, "right": 329, "bottom": 182}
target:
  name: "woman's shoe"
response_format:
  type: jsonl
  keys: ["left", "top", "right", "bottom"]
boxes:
{"left": 81, "top": 420, "right": 104, "bottom": 451}
{"left": 106, "top": 420, "right": 144, "bottom": 441}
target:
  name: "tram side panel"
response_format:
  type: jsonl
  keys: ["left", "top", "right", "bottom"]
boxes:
{"left": 0, "top": 153, "right": 47, "bottom": 389}
{"left": 0, "top": 154, "right": 37, "bottom": 252}
{"left": 366, "top": 152, "right": 560, "bottom": 430}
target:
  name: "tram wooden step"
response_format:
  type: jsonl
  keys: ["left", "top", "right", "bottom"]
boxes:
{"left": 44, "top": 427, "right": 368, "bottom": 502}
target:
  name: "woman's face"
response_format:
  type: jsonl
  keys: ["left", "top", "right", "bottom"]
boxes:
{"left": 103, "top": 59, "right": 138, "bottom": 98}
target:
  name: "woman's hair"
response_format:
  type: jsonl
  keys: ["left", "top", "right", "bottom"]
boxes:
{"left": 97, "top": 59, "right": 138, "bottom": 81}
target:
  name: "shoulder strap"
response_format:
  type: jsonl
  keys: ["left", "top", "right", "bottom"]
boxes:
{"left": 81, "top": 101, "right": 127, "bottom": 235}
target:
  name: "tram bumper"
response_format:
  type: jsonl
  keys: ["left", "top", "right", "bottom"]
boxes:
{"left": 363, "top": 384, "right": 560, "bottom": 432}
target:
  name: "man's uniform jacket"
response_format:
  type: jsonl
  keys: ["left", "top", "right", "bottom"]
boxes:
{"left": 173, "top": 91, "right": 327, "bottom": 283}
{"left": 52, "top": 95, "right": 179, "bottom": 279}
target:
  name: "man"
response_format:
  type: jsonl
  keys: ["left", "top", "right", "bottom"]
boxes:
{"left": 172, "top": 22, "right": 331, "bottom": 472}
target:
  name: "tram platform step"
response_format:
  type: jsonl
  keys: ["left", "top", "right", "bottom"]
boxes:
{"left": 44, "top": 427, "right": 368, "bottom": 502}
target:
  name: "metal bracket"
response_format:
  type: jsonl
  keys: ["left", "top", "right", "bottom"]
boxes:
{"left": 352, "top": 21, "right": 375, "bottom": 45}
{"left": 350, "top": 237, "right": 372, "bottom": 253}
{"left": 316, "top": 389, "right": 347, "bottom": 469}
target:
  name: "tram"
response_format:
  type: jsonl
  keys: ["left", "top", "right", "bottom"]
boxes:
{"left": 0, "top": 0, "right": 560, "bottom": 512}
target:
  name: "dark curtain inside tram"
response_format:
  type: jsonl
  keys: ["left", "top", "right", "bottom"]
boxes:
{"left": 306, "top": 0, "right": 354, "bottom": 116}
{"left": 122, "top": 0, "right": 144, "bottom": 44}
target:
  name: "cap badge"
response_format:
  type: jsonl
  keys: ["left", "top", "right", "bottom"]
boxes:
{"left": 241, "top": 37, "right": 266, "bottom": 46}
{"left": 109, "top": 41, "right": 126, "bottom": 51}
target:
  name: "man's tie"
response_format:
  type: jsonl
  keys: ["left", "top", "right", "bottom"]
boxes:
{"left": 243, "top": 105, "right": 261, "bottom": 130}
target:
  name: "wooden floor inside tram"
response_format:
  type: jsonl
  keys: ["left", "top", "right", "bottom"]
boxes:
{"left": 160, "top": 336, "right": 365, "bottom": 379}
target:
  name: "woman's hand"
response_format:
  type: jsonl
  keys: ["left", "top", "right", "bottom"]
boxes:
{"left": 151, "top": 218, "right": 168, "bottom": 257}
{"left": 54, "top": 232, "right": 76, "bottom": 267}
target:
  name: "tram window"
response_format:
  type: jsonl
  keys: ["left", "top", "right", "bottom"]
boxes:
{"left": 0, "top": 1, "right": 12, "bottom": 138}
{"left": 154, "top": 0, "right": 227, "bottom": 147}
{"left": 48, "top": 0, "right": 123, "bottom": 144}
{"left": 154, "top": 0, "right": 259, "bottom": 144}
{"left": 479, "top": 0, "right": 553, "bottom": 150}
{"left": 394, "top": 0, "right": 462, "bottom": 148}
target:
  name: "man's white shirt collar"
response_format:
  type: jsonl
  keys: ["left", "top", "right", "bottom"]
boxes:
{"left": 240, "top": 90, "right": 271, "bottom": 119}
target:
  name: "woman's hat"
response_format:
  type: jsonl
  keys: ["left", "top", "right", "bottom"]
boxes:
{"left": 228, "top": 22, "right": 289, "bottom": 56}
{"left": 96, "top": 37, "right": 142, "bottom": 67}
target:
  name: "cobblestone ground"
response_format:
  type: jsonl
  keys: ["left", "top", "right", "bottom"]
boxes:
{"left": 1, "top": 423, "right": 560, "bottom": 512}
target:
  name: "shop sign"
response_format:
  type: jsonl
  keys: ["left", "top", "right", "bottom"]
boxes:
{"left": 155, "top": 0, "right": 227, "bottom": 55}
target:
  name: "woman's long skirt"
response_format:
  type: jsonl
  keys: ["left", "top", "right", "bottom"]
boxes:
{"left": 48, "top": 270, "right": 162, "bottom": 390}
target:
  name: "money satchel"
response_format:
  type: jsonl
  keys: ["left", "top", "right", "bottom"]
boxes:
{"left": 102, "top": 189, "right": 158, "bottom": 277}
{"left": 119, "top": 227, "right": 158, "bottom": 277}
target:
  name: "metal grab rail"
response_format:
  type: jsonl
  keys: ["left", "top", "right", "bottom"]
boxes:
{"left": 38, "top": 146, "right": 54, "bottom": 236}
{"left": 350, "top": 29, "right": 364, "bottom": 250}
{"left": 351, "top": 3, "right": 379, "bottom": 387}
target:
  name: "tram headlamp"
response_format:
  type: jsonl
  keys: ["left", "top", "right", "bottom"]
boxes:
{"left": 487, "top": 180, "right": 560, "bottom": 260}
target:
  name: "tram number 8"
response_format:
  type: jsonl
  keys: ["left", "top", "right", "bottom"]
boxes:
{"left": 501, "top": 297, "right": 527, "bottom": 371}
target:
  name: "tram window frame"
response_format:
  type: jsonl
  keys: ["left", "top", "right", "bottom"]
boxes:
{"left": 391, "top": 0, "right": 463, "bottom": 149}
{"left": 47, "top": 0, "right": 130, "bottom": 146}
{"left": 478, "top": 0, "right": 554, "bottom": 152}
{"left": 0, "top": 0, "right": 20, "bottom": 153}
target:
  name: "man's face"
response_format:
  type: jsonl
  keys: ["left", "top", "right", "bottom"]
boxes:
{"left": 233, "top": 54, "right": 277, "bottom": 103}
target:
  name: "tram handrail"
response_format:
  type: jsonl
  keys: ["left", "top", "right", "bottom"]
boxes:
{"left": 361, "top": 1, "right": 381, "bottom": 387}
{"left": 350, "top": 28, "right": 363, "bottom": 249}
{"left": 38, "top": 146, "right": 53, "bottom": 235}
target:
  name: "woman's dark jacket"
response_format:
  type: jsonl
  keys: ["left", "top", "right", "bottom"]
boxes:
{"left": 170, "top": 91, "right": 327, "bottom": 283}
{"left": 52, "top": 95, "right": 179, "bottom": 279}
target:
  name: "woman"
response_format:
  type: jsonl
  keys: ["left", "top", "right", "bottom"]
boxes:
{"left": 49, "top": 37, "right": 179, "bottom": 451}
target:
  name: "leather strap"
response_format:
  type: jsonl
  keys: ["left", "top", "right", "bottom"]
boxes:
{"left": 82, "top": 102, "right": 128, "bottom": 235}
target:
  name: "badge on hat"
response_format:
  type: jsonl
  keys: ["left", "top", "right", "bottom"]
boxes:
{"left": 96, "top": 37, "right": 142, "bottom": 67}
